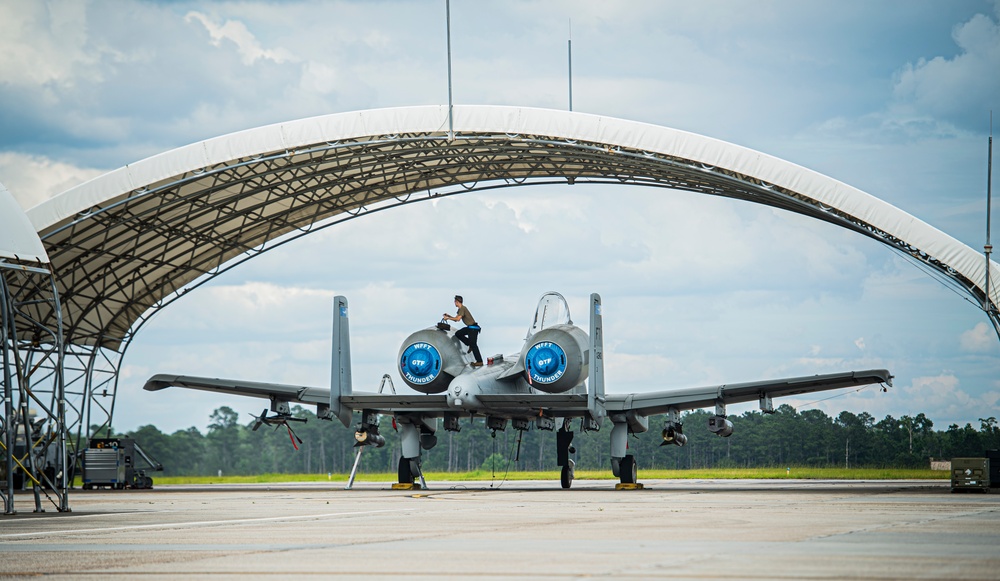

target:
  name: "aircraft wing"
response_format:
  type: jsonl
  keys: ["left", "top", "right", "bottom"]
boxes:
{"left": 145, "top": 368, "right": 890, "bottom": 420}
{"left": 143, "top": 374, "right": 452, "bottom": 415}
{"left": 144, "top": 374, "right": 331, "bottom": 405}
{"left": 340, "top": 394, "right": 450, "bottom": 414}
{"left": 604, "top": 369, "right": 891, "bottom": 416}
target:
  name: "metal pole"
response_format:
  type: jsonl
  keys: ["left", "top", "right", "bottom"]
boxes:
{"left": 345, "top": 446, "right": 363, "bottom": 490}
{"left": 1, "top": 273, "right": 16, "bottom": 514}
{"left": 82, "top": 348, "right": 96, "bottom": 446}
{"left": 986, "top": 112, "right": 996, "bottom": 337}
{"left": 49, "top": 272, "right": 69, "bottom": 511}
{"left": 568, "top": 20, "right": 573, "bottom": 112}
{"left": 446, "top": 0, "right": 454, "bottom": 140}
{"left": 9, "top": 324, "right": 43, "bottom": 512}
{"left": 987, "top": 112, "right": 993, "bottom": 246}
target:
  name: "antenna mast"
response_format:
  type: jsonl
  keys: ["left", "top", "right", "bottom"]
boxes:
{"left": 568, "top": 19, "right": 573, "bottom": 112}
{"left": 446, "top": 0, "right": 454, "bottom": 140}
{"left": 986, "top": 111, "right": 997, "bottom": 338}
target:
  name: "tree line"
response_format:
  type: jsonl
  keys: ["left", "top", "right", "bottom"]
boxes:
{"left": 112, "top": 405, "right": 1000, "bottom": 477}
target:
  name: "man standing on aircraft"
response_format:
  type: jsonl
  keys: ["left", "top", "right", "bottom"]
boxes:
{"left": 444, "top": 295, "right": 483, "bottom": 367}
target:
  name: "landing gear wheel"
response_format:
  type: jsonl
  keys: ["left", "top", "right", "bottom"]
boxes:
{"left": 620, "top": 455, "right": 637, "bottom": 485}
{"left": 397, "top": 457, "right": 414, "bottom": 484}
{"left": 560, "top": 459, "right": 575, "bottom": 489}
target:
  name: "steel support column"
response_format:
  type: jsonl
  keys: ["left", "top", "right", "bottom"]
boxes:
{"left": 0, "top": 262, "right": 70, "bottom": 513}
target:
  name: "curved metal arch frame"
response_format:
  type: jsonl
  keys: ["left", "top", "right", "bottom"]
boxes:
{"left": 44, "top": 133, "right": 992, "bottom": 341}
{"left": 24, "top": 130, "right": 1000, "bottom": 433}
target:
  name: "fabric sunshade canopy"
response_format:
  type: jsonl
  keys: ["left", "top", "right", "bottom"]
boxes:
{"left": 20, "top": 105, "right": 997, "bottom": 350}
{"left": 1, "top": 181, "right": 49, "bottom": 264}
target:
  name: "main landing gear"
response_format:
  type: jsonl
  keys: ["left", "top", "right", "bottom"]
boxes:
{"left": 392, "top": 416, "right": 434, "bottom": 490}
{"left": 610, "top": 412, "right": 648, "bottom": 489}
{"left": 557, "top": 422, "right": 576, "bottom": 489}
{"left": 614, "top": 455, "right": 637, "bottom": 485}
{"left": 397, "top": 457, "right": 421, "bottom": 486}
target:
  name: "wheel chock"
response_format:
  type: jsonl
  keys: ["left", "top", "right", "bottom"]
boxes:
{"left": 615, "top": 483, "right": 644, "bottom": 490}
{"left": 391, "top": 483, "right": 422, "bottom": 490}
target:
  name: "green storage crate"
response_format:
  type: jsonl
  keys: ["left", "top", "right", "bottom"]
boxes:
{"left": 951, "top": 457, "right": 990, "bottom": 492}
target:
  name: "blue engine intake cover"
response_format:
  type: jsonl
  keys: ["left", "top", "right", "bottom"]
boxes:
{"left": 525, "top": 341, "right": 568, "bottom": 385}
{"left": 400, "top": 342, "right": 442, "bottom": 386}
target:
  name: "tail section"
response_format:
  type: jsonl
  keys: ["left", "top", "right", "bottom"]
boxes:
{"left": 587, "top": 293, "right": 606, "bottom": 421}
{"left": 331, "top": 295, "right": 353, "bottom": 427}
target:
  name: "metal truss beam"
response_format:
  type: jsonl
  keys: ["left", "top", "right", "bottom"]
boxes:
{"left": 1, "top": 261, "right": 70, "bottom": 514}
{"left": 36, "top": 133, "right": 994, "bottom": 349}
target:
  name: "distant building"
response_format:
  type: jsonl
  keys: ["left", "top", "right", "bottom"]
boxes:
{"left": 930, "top": 458, "right": 951, "bottom": 471}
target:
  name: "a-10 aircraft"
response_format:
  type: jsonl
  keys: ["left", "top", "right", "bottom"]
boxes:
{"left": 144, "top": 292, "right": 892, "bottom": 488}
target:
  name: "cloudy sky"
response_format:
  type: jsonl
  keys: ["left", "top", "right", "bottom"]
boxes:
{"left": 2, "top": 0, "right": 999, "bottom": 434}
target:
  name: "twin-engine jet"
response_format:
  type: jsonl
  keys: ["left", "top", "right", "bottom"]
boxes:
{"left": 144, "top": 292, "right": 891, "bottom": 488}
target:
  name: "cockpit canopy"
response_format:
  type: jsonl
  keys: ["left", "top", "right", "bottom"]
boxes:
{"left": 527, "top": 291, "right": 573, "bottom": 338}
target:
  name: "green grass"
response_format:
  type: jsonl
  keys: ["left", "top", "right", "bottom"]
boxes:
{"left": 146, "top": 467, "right": 948, "bottom": 485}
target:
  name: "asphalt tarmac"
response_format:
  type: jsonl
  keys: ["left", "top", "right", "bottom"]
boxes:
{"left": 0, "top": 479, "right": 997, "bottom": 580}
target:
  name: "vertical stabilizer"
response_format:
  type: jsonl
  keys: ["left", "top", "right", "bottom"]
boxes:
{"left": 331, "top": 295, "right": 353, "bottom": 427}
{"left": 587, "top": 293, "right": 606, "bottom": 420}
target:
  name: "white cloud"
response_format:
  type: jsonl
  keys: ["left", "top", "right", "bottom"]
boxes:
{"left": 0, "top": 152, "right": 106, "bottom": 210}
{"left": 807, "top": 5, "right": 999, "bottom": 149}
{"left": 148, "top": 281, "right": 335, "bottom": 338}
{"left": 605, "top": 352, "right": 682, "bottom": 385}
{"left": 300, "top": 61, "right": 339, "bottom": 96}
{"left": 795, "top": 357, "right": 847, "bottom": 369}
{"left": 959, "top": 322, "right": 998, "bottom": 353}
{"left": 897, "top": 374, "right": 1000, "bottom": 426}
{"left": 891, "top": 8, "right": 1000, "bottom": 131}
{"left": 777, "top": 371, "right": 1000, "bottom": 428}
{"left": 0, "top": 0, "right": 96, "bottom": 89}
{"left": 184, "top": 12, "right": 295, "bottom": 66}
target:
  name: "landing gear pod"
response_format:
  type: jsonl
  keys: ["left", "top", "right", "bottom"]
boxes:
{"left": 522, "top": 324, "right": 589, "bottom": 394}
{"left": 398, "top": 328, "right": 466, "bottom": 393}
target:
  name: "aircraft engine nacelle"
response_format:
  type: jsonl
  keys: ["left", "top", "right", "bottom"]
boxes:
{"left": 398, "top": 328, "right": 466, "bottom": 394}
{"left": 707, "top": 416, "right": 734, "bottom": 438}
{"left": 521, "top": 324, "right": 589, "bottom": 394}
